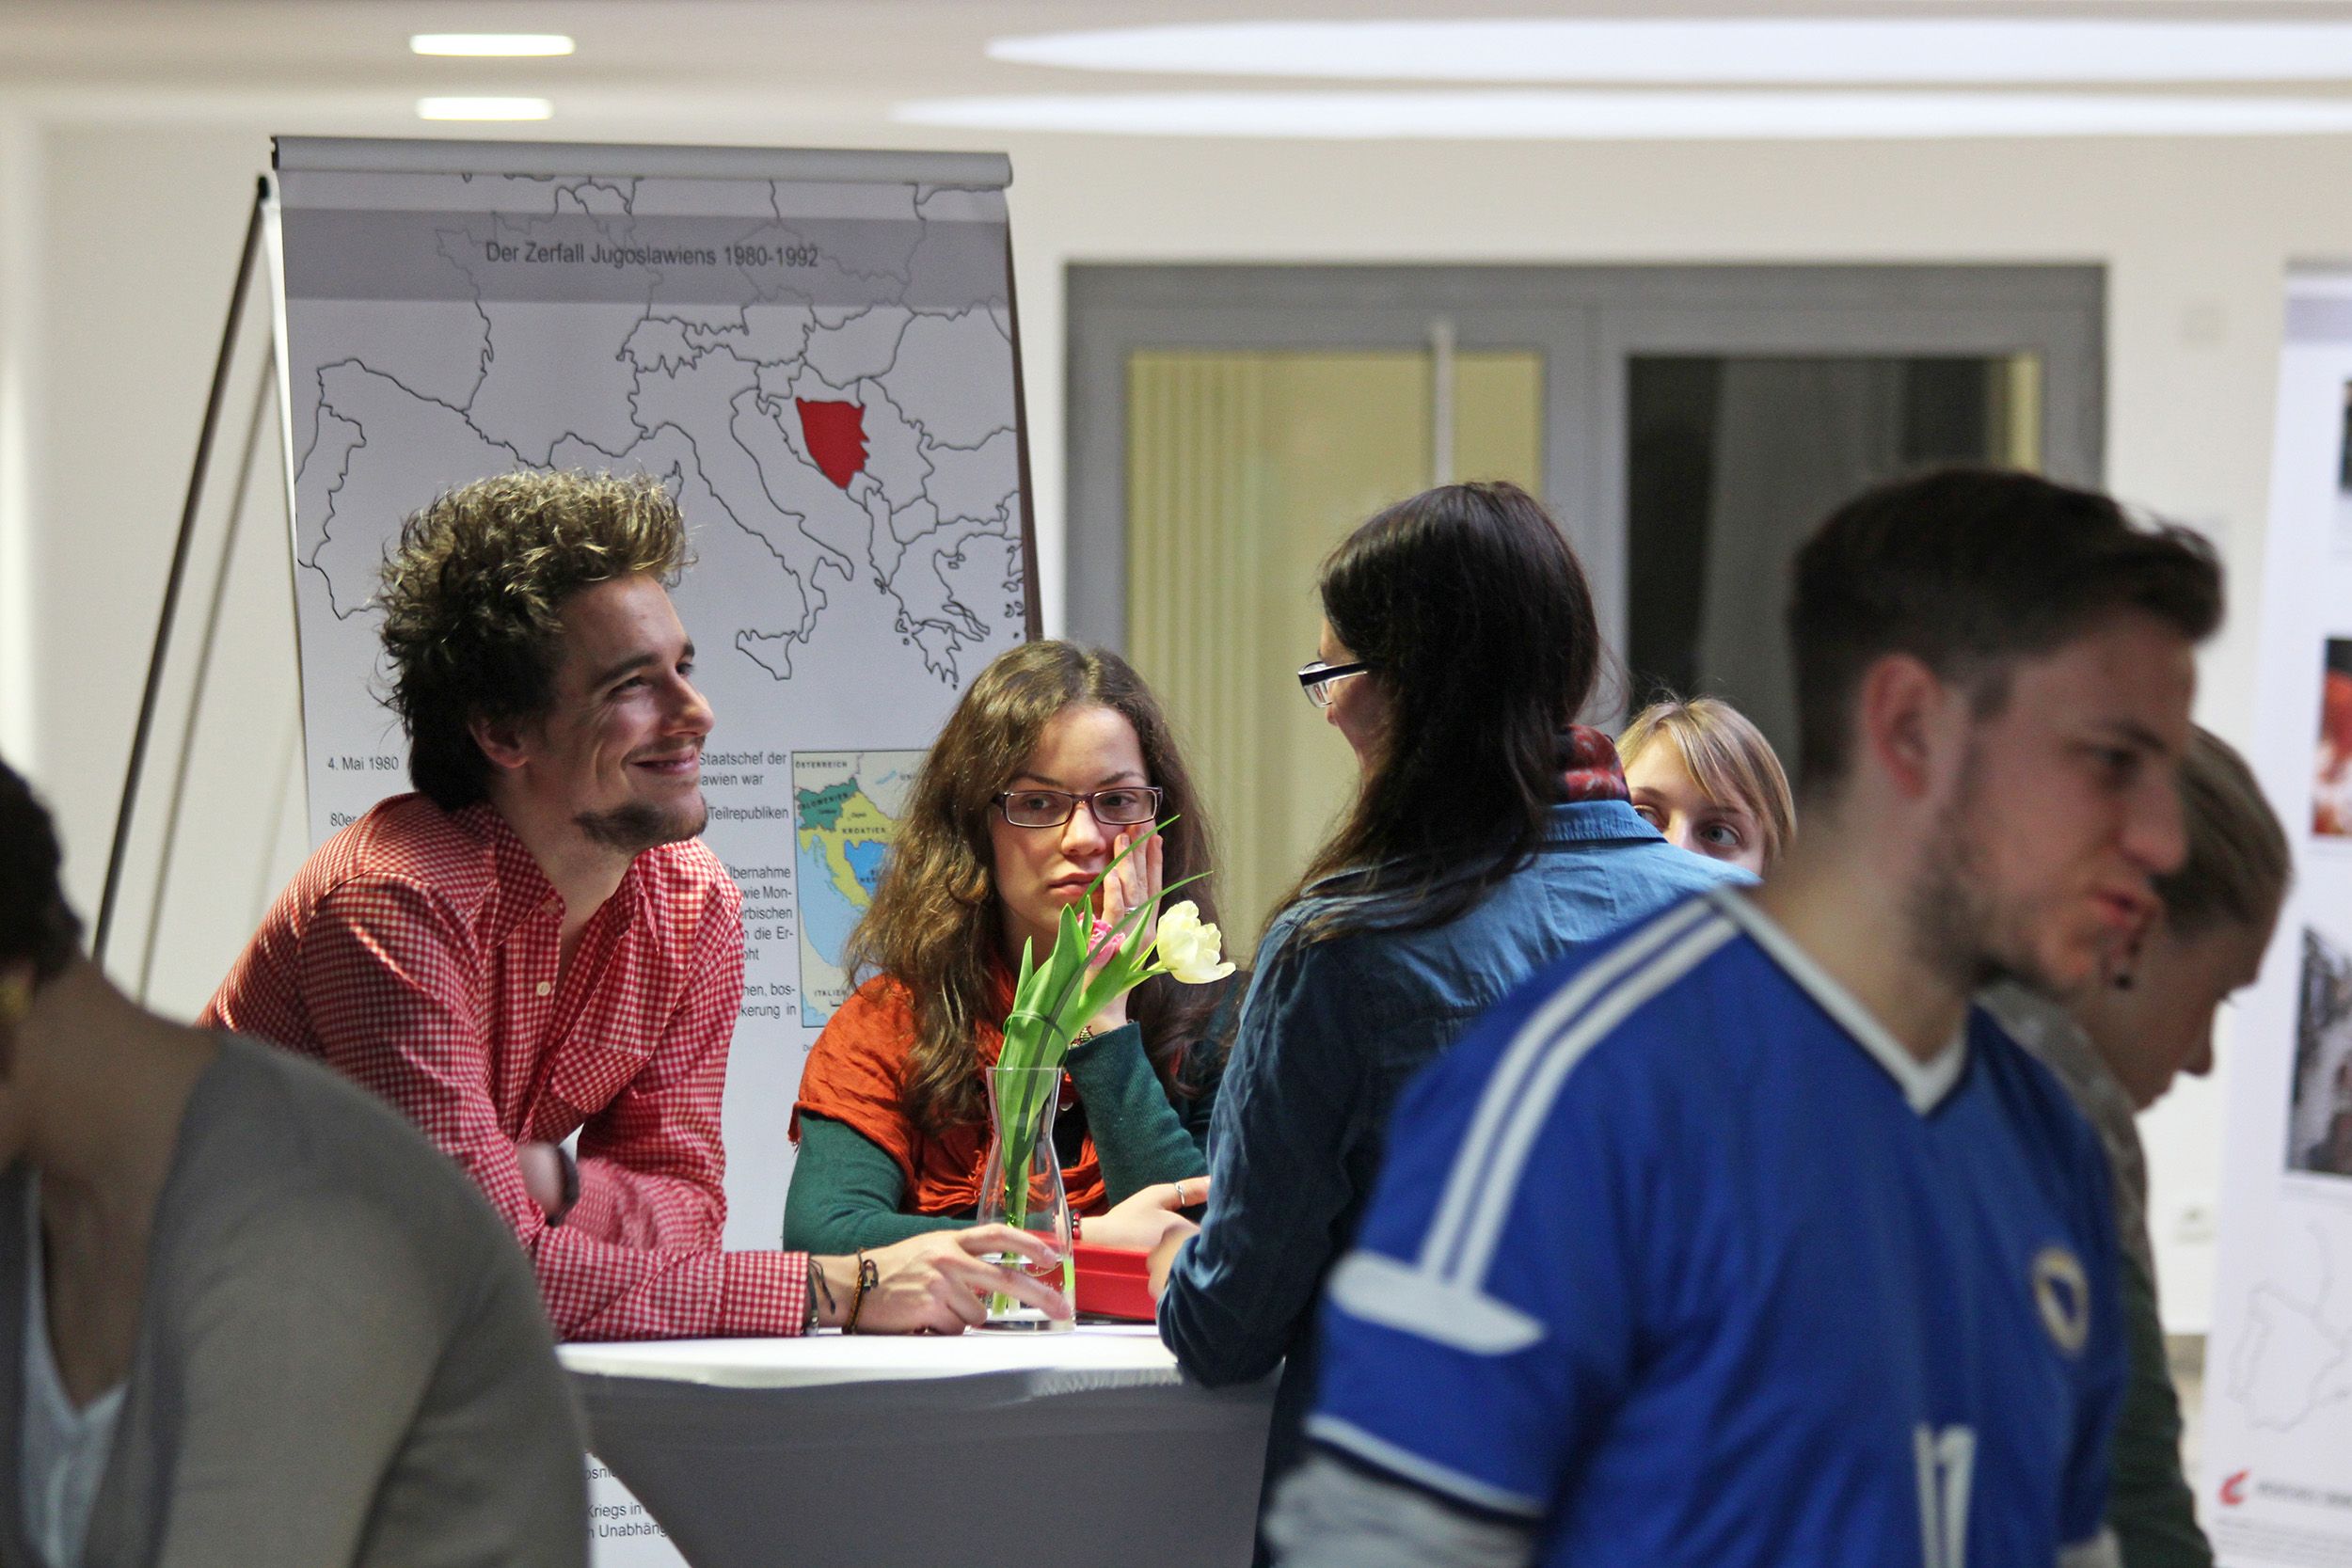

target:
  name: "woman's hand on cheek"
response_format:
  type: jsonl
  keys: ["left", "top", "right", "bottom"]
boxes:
{"left": 1085, "top": 830, "right": 1163, "bottom": 1034}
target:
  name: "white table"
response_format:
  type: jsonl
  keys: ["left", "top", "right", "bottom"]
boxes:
{"left": 561, "top": 1326, "right": 1278, "bottom": 1568}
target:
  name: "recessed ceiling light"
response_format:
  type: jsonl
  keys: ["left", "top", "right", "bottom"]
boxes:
{"left": 895, "top": 90, "right": 2352, "bottom": 140}
{"left": 989, "top": 20, "right": 2352, "bottom": 85}
{"left": 416, "top": 97, "right": 554, "bottom": 121}
{"left": 410, "top": 34, "right": 575, "bottom": 58}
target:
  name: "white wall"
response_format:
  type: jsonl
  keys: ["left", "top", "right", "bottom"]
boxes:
{"left": 4, "top": 99, "right": 2339, "bottom": 1326}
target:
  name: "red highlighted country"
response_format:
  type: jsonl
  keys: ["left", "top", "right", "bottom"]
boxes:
{"left": 795, "top": 399, "right": 869, "bottom": 490}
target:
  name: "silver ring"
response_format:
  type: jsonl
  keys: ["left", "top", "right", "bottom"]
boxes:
{"left": 1172, "top": 1181, "right": 1190, "bottom": 1208}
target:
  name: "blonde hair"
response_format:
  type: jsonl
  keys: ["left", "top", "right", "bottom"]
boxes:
{"left": 2158, "top": 728, "right": 2289, "bottom": 938}
{"left": 1619, "top": 697, "right": 1797, "bottom": 868}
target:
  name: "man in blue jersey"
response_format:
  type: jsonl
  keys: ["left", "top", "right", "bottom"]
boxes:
{"left": 1268, "top": 468, "right": 2223, "bottom": 1568}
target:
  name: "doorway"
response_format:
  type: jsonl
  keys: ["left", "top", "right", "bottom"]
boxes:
{"left": 1067, "top": 263, "right": 2102, "bottom": 941}
{"left": 1625, "top": 352, "right": 2042, "bottom": 761}
{"left": 1124, "top": 344, "right": 1543, "bottom": 942}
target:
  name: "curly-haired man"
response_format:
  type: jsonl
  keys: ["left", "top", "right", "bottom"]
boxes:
{"left": 204, "top": 471, "right": 1062, "bottom": 1340}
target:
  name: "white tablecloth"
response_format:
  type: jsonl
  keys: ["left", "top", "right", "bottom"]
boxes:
{"left": 561, "top": 1323, "right": 1186, "bottom": 1389}
{"left": 562, "top": 1326, "right": 1277, "bottom": 1568}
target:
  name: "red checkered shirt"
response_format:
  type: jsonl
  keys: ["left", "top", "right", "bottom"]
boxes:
{"left": 201, "top": 793, "right": 809, "bottom": 1340}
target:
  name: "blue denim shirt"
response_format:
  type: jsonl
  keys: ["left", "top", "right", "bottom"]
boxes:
{"left": 1157, "top": 800, "right": 1753, "bottom": 1497}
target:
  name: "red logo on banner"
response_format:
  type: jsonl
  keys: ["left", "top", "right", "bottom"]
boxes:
{"left": 2219, "top": 1470, "right": 2250, "bottom": 1507}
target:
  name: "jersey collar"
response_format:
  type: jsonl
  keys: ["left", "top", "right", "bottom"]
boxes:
{"left": 1709, "top": 888, "right": 1968, "bottom": 1116}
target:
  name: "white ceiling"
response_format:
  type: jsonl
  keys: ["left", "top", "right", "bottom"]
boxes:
{"left": 8, "top": 1, "right": 2352, "bottom": 90}
{"left": 14, "top": 1, "right": 2352, "bottom": 138}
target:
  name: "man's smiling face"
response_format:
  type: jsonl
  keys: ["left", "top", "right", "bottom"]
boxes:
{"left": 520, "top": 573, "right": 714, "bottom": 853}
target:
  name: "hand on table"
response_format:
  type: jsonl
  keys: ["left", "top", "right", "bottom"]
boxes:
{"left": 1083, "top": 829, "right": 1164, "bottom": 1033}
{"left": 1083, "top": 1177, "right": 1209, "bottom": 1253}
{"left": 820, "top": 1227, "right": 1073, "bottom": 1334}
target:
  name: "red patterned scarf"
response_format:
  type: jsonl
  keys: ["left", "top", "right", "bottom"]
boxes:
{"left": 1562, "top": 724, "right": 1630, "bottom": 804}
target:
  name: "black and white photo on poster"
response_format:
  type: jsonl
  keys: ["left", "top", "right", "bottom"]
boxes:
{"left": 2293, "top": 927, "right": 2352, "bottom": 1178}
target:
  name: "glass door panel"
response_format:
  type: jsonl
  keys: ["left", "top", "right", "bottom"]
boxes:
{"left": 1125, "top": 348, "right": 1542, "bottom": 944}
{"left": 1625, "top": 352, "right": 2042, "bottom": 762}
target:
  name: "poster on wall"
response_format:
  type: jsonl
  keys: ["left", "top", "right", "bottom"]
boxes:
{"left": 2203, "top": 270, "right": 2352, "bottom": 1567}
{"left": 266, "top": 136, "right": 1033, "bottom": 1250}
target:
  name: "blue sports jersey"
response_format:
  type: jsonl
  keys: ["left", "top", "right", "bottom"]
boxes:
{"left": 1310, "top": 890, "right": 2125, "bottom": 1568}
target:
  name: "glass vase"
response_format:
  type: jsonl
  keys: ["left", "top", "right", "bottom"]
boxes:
{"left": 973, "top": 1064, "right": 1074, "bottom": 1331}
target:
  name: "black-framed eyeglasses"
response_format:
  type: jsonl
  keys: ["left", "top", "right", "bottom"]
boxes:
{"left": 1297, "top": 660, "right": 1372, "bottom": 708}
{"left": 993, "top": 786, "right": 1165, "bottom": 830}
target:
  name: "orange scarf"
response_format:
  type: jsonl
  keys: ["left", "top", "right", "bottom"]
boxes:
{"left": 791, "top": 967, "right": 1109, "bottom": 1218}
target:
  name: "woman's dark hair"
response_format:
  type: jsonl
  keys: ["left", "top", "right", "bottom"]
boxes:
{"left": 1276, "top": 481, "right": 1602, "bottom": 942}
{"left": 845, "top": 641, "right": 1230, "bottom": 1136}
{"left": 0, "top": 760, "right": 84, "bottom": 983}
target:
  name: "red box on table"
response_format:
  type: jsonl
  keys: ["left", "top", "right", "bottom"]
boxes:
{"left": 1072, "top": 1243, "right": 1155, "bottom": 1321}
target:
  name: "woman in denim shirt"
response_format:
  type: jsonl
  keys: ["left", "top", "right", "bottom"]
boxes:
{"left": 1149, "top": 483, "right": 1751, "bottom": 1535}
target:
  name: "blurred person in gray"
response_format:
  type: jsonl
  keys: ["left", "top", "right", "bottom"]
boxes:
{"left": 1981, "top": 726, "right": 2288, "bottom": 1568}
{"left": 0, "top": 757, "right": 586, "bottom": 1568}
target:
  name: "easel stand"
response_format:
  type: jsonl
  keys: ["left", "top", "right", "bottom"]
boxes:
{"left": 93, "top": 178, "right": 273, "bottom": 974}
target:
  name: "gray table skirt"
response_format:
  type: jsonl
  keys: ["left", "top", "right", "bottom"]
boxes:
{"left": 574, "top": 1366, "right": 1279, "bottom": 1568}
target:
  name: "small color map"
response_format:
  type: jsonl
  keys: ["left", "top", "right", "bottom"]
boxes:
{"left": 793, "top": 751, "right": 925, "bottom": 1026}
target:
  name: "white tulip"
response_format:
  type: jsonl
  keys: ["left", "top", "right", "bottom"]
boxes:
{"left": 1153, "top": 900, "right": 1236, "bottom": 985}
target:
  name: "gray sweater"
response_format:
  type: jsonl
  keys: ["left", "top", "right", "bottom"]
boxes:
{"left": 0, "top": 1036, "right": 587, "bottom": 1568}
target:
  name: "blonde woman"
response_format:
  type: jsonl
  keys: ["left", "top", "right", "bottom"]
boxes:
{"left": 1619, "top": 695, "right": 1796, "bottom": 875}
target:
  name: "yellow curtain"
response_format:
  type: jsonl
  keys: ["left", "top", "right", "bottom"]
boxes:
{"left": 1125, "top": 349, "right": 1541, "bottom": 947}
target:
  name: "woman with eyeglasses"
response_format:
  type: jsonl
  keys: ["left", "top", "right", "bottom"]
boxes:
{"left": 785, "top": 641, "right": 1235, "bottom": 1259}
{"left": 1151, "top": 482, "right": 1751, "bottom": 1542}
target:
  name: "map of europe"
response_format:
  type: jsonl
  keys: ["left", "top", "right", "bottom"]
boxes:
{"left": 300, "top": 297, "right": 1019, "bottom": 685}
{"left": 289, "top": 184, "right": 1020, "bottom": 678}
{"left": 277, "top": 166, "right": 1026, "bottom": 846}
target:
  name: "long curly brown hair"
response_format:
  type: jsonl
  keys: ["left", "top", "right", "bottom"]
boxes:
{"left": 847, "top": 641, "right": 1228, "bottom": 1137}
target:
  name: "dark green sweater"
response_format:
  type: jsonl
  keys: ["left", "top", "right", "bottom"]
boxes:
{"left": 783, "top": 1019, "right": 1221, "bottom": 1254}
{"left": 1980, "top": 983, "right": 2210, "bottom": 1568}
{"left": 2111, "top": 1244, "right": 2211, "bottom": 1568}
